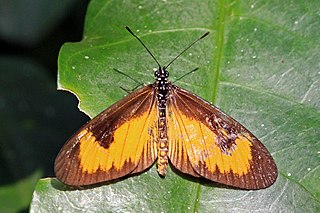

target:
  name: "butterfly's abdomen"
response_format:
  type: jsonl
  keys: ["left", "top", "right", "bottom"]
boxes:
{"left": 157, "top": 109, "right": 168, "bottom": 176}
{"left": 155, "top": 67, "right": 169, "bottom": 176}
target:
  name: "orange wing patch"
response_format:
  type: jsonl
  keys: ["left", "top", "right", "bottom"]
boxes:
{"left": 206, "top": 134, "right": 252, "bottom": 175}
{"left": 167, "top": 105, "right": 253, "bottom": 176}
{"left": 78, "top": 107, "right": 158, "bottom": 175}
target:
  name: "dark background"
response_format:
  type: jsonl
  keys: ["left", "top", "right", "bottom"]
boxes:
{"left": 0, "top": 1, "right": 90, "bottom": 212}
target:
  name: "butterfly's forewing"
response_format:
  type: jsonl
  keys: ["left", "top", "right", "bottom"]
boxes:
{"left": 167, "top": 85, "right": 278, "bottom": 189}
{"left": 55, "top": 85, "right": 158, "bottom": 186}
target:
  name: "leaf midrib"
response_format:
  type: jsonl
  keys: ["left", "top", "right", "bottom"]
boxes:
{"left": 193, "top": 0, "right": 229, "bottom": 211}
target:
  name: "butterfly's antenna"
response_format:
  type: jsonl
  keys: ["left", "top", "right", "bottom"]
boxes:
{"left": 113, "top": 68, "right": 143, "bottom": 93}
{"left": 165, "top": 31, "right": 210, "bottom": 69}
{"left": 113, "top": 68, "right": 141, "bottom": 85}
{"left": 125, "top": 26, "right": 161, "bottom": 68}
{"left": 172, "top": 67, "right": 199, "bottom": 84}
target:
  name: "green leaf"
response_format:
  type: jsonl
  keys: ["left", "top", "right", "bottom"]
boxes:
{"left": 0, "top": 170, "right": 41, "bottom": 213}
{"left": 31, "top": 0, "right": 320, "bottom": 212}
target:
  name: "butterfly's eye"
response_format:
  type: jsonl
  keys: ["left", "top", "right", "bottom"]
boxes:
{"left": 154, "top": 70, "right": 159, "bottom": 77}
{"left": 165, "top": 70, "right": 169, "bottom": 78}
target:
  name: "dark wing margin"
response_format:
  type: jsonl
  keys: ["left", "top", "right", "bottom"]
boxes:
{"left": 54, "top": 85, "right": 158, "bottom": 186}
{"left": 167, "top": 84, "right": 277, "bottom": 189}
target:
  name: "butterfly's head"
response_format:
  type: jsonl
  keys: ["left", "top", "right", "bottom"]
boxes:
{"left": 154, "top": 67, "right": 169, "bottom": 79}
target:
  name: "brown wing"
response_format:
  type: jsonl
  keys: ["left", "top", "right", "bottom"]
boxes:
{"left": 167, "top": 84, "right": 277, "bottom": 189}
{"left": 55, "top": 85, "right": 158, "bottom": 186}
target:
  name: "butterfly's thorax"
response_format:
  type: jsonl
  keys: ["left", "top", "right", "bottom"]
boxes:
{"left": 155, "top": 67, "right": 169, "bottom": 176}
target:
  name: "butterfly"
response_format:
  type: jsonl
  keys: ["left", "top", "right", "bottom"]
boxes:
{"left": 55, "top": 26, "right": 278, "bottom": 189}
